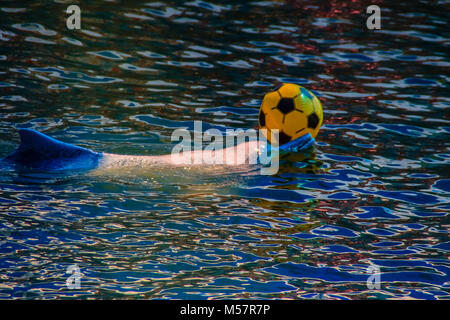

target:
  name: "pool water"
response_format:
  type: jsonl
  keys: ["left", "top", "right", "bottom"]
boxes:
{"left": 0, "top": 1, "right": 449, "bottom": 299}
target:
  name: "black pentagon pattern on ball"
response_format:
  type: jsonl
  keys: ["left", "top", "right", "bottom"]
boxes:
{"left": 277, "top": 98, "right": 295, "bottom": 114}
{"left": 278, "top": 131, "right": 292, "bottom": 145}
{"left": 307, "top": 113, "right": 320, "bottom": 129}
{"left": 259, "top": 110, "right": 266, "bottom": 127}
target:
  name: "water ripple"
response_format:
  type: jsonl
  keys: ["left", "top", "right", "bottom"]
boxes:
{"left": 0, "top": 0, "right": 449, "bottom": 300}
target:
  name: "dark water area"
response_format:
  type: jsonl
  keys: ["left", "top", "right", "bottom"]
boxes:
{"left": 0, "top": 0, "right": 449, "bottom": 299}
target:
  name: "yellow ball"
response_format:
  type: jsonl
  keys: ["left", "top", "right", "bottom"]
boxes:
{"left": 258, "top": 83, "right": 323, "bottom": 145}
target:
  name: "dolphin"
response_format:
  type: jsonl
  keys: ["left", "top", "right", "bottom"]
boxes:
{"left": 3, "top": 128, "right": 314, "bottom": 172}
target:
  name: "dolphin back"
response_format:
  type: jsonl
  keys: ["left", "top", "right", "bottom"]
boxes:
{"left": 4, "top": 128, "right": 102, "bottom": 170}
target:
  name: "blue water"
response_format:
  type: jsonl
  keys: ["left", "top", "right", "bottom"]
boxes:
{"left": 0, "top": 1, "right": 449, "bottom": 299}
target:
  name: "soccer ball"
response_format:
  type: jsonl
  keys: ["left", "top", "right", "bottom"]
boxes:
{"left": 258, "top": 83, "right": 323, "bottom": 146}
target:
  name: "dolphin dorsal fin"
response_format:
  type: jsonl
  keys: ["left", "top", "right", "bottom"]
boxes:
{"left": 4, "top": 128, "right": 101, "bottom": 170}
